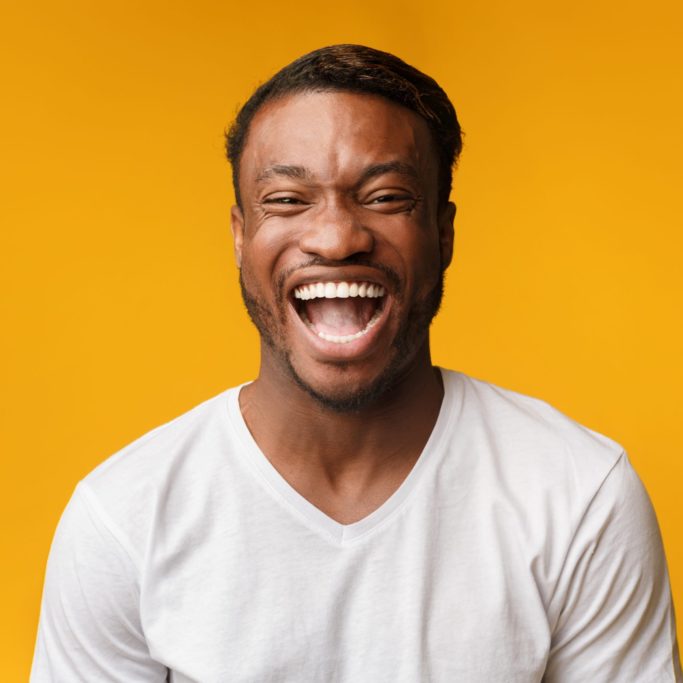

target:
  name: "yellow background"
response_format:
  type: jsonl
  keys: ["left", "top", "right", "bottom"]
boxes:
{"left": 2, "top": 0, "right": 681, "bottom": 677}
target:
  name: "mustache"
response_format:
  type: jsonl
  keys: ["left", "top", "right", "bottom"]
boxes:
{"left": 275, "top": 256, "right": 402, "bottom": 302}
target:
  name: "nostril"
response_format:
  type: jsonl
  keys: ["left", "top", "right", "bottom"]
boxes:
{"left": 299, "top": 222, "right": 374, "bottom": 259}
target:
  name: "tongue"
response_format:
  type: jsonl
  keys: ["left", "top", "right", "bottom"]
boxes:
{"left": 303, "top": 298, "right": 377, "bottom": 336}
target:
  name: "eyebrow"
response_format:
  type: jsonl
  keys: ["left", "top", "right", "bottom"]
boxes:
{"left": 254, "top": 161, "right": 419, "bottom": 186}
{"left": 355, "top": 161, "right": 419, "bottom": 186}
{"left": 255, "top": 165, "right": 312, "bottom": 184}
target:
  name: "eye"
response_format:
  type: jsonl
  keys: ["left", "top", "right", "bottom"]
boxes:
{"left": 371, "top": 194, "right": 409, "bottom": 203}
{"left": 260, "top": 193, "right": 311, "bottom": 215}
{"left": 365, "top": 191, "right": 417, "bottom": 213}
{"left": 263, "top": 196, "right": 304, "bottom": 204}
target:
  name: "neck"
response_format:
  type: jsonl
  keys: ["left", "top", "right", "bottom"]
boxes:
{"left": 238, "top": 343, "right": 443, "bottom": 521}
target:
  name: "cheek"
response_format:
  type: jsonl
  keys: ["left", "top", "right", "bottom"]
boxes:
{"left": 240, "top": 228, "right": 290, "bottom": 288}
{"left": 246, "top": 219, "right": 299, "bottom": 269}
{"left": 413, "top": 217, "right": 444, "bottom": 276}
{"left": 396, "top": 231, "right": 443, "bottom": 292}
{"left": 240, "top": 238, "right": 303, "bottom": 326}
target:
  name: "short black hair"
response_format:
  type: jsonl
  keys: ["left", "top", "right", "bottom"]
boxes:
{"left": 225, "top": 44, "right": 462, "bottom": 208}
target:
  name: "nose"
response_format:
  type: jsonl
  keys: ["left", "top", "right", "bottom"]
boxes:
{"left": 298, "top": 201, "right": 374, "bottom": 261}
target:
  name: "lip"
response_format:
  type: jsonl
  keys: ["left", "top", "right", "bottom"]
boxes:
{"left": 285, "top": 267, "right": 394, "bottom": 361}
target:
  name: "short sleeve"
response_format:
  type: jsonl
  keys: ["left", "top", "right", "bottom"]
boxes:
{"left": 31, "top": 483, "right": 168, "bottom": 682}
{"left": 545, "top": 453, "right": 682, "bottom": 682}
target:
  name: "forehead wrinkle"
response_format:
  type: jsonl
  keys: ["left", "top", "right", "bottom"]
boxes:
{"left": 255, "top": 164, "right": 313, "bottom": 184}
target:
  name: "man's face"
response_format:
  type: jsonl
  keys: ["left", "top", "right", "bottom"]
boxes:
{"left": 232, "top": 91, "right": 455, "bottom": 411}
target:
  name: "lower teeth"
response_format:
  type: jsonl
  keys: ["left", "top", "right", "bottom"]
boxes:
{"left": 302, "top": 309, "right": 382, "bottom": 344}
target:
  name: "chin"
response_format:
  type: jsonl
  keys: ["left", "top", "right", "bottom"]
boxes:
{"left": 283, "top": 352, "right": 410, "bottom": 414}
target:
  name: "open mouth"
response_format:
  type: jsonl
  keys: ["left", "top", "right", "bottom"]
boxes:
{"left": 292, "top": 281, "right": 387, "bottom": 344}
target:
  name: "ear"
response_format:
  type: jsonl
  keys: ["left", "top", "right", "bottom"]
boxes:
{"left": 230, "top": 205, "right": 245, "bottom": 268}
{"left": 438, "top": 201, "right": 456, "bottom": 270}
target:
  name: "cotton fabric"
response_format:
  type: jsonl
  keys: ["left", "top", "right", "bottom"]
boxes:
{"left": 32, "top": 370, "right": 682, "bottom": 681}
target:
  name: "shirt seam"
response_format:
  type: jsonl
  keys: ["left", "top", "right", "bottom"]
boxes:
{"left": 76, "top": 480, "right": 144, "bottom": 574}
{"left": 546, "top": 449, "right": 626, "bottom": 637}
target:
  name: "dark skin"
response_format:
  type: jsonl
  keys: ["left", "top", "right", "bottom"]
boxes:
{"left": 231, "top": 92, "right": 455, "bottom": 524}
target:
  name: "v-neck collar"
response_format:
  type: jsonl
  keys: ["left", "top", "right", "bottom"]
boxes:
{"left": 224, "top": 369, "right": 461, "bottom": 546}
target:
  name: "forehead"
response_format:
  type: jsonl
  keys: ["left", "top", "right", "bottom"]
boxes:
{"left": 239, "top": 90, "right": 438, "bottom": 189}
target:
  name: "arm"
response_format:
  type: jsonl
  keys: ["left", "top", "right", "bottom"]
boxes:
{"left": 545, "top": 453, "right": 682, "bottom": 681}
{"left": 31, "top": 484, "right": 168, "bottom": 682}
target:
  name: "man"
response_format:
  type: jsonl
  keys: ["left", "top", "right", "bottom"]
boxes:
{"left": 32, "top": 45, "right": 681, "bottom": 681}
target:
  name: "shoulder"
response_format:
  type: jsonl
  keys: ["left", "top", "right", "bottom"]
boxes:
{"left": 85, "top": 389, "right": 232, "bottom": 486}
{"left": 439, "top": 371, "right": 682, "bottom": 678}
{"left": 437, "top": 369, "right": 637, "bottom": 572}
{"left": 442, "top": 369, "right": 624, "bottom": 490}
{"left": 78, "top": 387, "right": 242, "bottom": 556}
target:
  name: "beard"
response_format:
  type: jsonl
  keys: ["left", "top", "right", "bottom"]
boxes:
{"left": 239, "top": 260, "right": 444, "bottom": 414}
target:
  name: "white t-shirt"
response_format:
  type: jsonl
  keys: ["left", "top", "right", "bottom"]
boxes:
{"left": 32, "top": 370, "right": 682, "bottom": 682}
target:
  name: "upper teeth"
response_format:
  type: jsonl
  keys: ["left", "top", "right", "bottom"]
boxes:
{"left": 293, "top": 281, "right": 385, "bottom": 300}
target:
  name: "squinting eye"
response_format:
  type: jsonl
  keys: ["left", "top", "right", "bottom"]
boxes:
{"left": 372, "top": 194, "right": 406, "bottom": 203}
{"left": 366, "top": 193, "right": 416, "bottom": 211}
{"left": 264, "top": 196, "right": 302, "bottom": 204}
{"left": 260, "top": 195, "right": 310, "bottom": 214}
